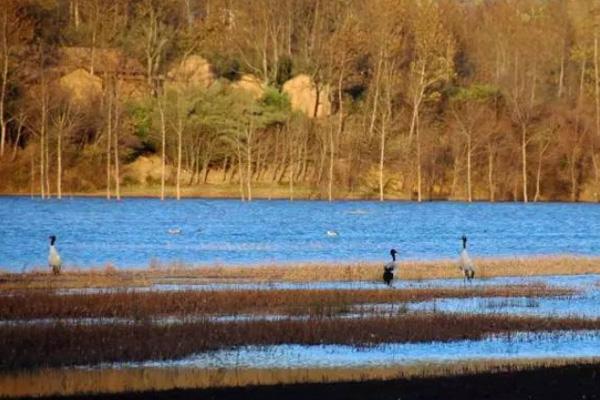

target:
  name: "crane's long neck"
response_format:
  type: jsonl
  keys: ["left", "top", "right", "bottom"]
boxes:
{"left": 50, "top": 237, "right": 56, "bottom": 246}
{"left": 392, "top": 252, "right": 396, "bottom": 261}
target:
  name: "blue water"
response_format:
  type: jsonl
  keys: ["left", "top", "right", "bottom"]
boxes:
{"left": 130, "top": 331, "right": 600, "bottom": 369}
{"left": 1, "top": 197, "right": 600, "bottom": 271}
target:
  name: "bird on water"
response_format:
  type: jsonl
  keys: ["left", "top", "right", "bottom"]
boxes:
{"left": 459, "top": 235, "right": 475, "bottom": 283}
{"left": 48, "top": 235, "right": 62, "bottom": 275}
{"left": 383, "top": 249, "right": 398, "bottom": 286}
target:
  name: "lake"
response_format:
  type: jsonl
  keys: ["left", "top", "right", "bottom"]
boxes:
{"left": 0, "top": 197, "right": 599, "bottom": 271}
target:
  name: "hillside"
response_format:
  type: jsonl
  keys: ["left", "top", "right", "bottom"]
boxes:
{"left": 0, "top": 0, "right": 598, "bottom": 202}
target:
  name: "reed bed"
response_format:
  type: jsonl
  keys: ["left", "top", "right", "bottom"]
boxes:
{"left": 181, "top": 255, "right": 600, "bottom": 282}
{"left": 3, "top": 313, "right": 600, "bottom": 371}
{"left": 0, "top": 285, "right": 571, "bottom": 319}
{"left": 2, "top": 357, "right": 598, "bottom": 398}
{"left": 2, "top": 255, "right": 600, "bottom": 290}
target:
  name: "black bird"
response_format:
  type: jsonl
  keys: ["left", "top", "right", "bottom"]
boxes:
{"left": 383, "top": 249, "right": 398, "bottom": 286}
{"left": 48, "top": 235, "right": 62, "bottom": 275}
{"left": 459, "top": 235, "right": 475, "bottom": 283}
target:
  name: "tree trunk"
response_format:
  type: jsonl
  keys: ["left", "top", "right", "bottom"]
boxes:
{"left": 246, "top": 127, "right": 253, "bottom": 201}
{"left": 595, "top": 32, "right": 599, "bottom": 138}
{"left": 73, "top": 0, "right": 80, "bottom": 28}
{"left": 289, "top": 130, "right": 295, "bottom": 201}
{"left": 450, "top": 157, "right": 458, "bottom": 199}
{"left": 45, "top": 123, "right": 50, "bottom": 197}
{"left": 593, "top": 32, "right": 600, "bottom": 200}
{"left": 379, "top": 108, "right": 386, "bottom": 202}
{"left": 0, "top": 9, "right": 8, "bottom": 158}
{"left": 308, "top": 0, "right": 319, "bottom": 57}
{"left": 521, "top": 124, "right": 528, "bottom": 203}
{"left": 40, "top": 126, "right": 45, "bottom": 199}
{"left": 569, "top": 151, "right": 577, "bottom": 202}
{"left": 39, "top": 73, "right": 47, "bottom": 199}
{"left": 11, "top": 116, "right": 23, "bottom": 162}
{"left": 158, "top": 96, "right": 166, "bottom": 200}
{"left": 176, "top": 121, "right": 182, "bottom": 200}
{"left": 90, "top": 1, "right": 99, "bottom": 75}
{"left": 328, "top": 123, "right": 334, "bottom": 202}
{"left": 592, "top": 151, "right": 600, "bottom": 202}
{"left": 466, "top": 135, "right": 472, "bottom": 202}
{"left": 408, "top": 62, "right": 426, "bottom": 141}
{"left": 30, "top": 152, "right": 34, "bottom": 199}
{"left": 557, "top": 50, "right": 564, "bottom": 98}
{"left": 106, "top": 83, "right": 112, "bottom": 200}
{"left": 533, "top": 144, "right": 549, "bottom": 202}
{"left": 202, "top": 156, "right": 211, "bottom": 183}
{"left": 367, "top": 49, "right": 383, "bottom": 144}
{"left": 416, "top": 114, "right": 422, "bottom": 202}
{"left": 222, "top": 156, "right": 228, "bottom": 183}
{"left": 236, "top": 137, "right": 245, "bottom": 201}
{"left": 113, "top": 88, "right": 121, "bottom": 201}
{"left": 330, "top": 64, "right": 345, "bottom": 202}
{"left": 487, "top": 145, "right": 495, "bottom": 202}
{"left": 529, "top": 61, "right": 537, "bottom": 107}
{"left": 57, "top": 119, "right": 62, "bottom": 200}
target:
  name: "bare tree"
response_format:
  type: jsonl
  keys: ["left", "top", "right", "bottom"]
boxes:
{"left": 407, "top": 0, "right": 455, "bottom": 201}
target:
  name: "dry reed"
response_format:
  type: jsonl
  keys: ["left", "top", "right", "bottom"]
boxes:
{"left": 0, "top": 285, "right": 571, "bottom": 319}
{"left": 1, "top": 357, "right": 598, "bottom": 398}
{"left": 2, "top": 313, "right": 600, "bottom": 371}
{"left": 2, "top": 255, "right": 600, "bottom": 290}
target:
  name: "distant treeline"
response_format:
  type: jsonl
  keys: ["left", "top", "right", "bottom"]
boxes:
{"left": 0, "top": 0, "right": 599, "bottom": 202}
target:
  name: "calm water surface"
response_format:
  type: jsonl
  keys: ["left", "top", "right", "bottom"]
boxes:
{"left": 1, "top": 197, "right": 599, "bottom": 271}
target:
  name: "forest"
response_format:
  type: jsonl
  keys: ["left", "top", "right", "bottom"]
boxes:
{"left": 0, "top": 0, "right": 599, "bottom": 202}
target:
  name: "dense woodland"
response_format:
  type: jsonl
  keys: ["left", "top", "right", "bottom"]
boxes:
{"left": 1, "top": 0, "right": 600, "bottom": 202}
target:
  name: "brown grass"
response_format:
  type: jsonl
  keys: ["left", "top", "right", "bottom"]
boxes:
{"left": 2, "top": 255, "right": 600, "bottom": 290}
{"left": 2, "top": 313, "right": 600, "bottom": 371}
{"left": 1, "top": 358, "right": 598, "bottom": 398}
{"left": 0, "top": 285, "right": 571, "bottom": 319}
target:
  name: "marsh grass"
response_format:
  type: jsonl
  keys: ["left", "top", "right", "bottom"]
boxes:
{"left": 0, "top": 285, "right": 571, "bottom": 319}
{"left": 1, "top": 357, "right": 599, "bottom": 398}
{"left": 3, "top": 314, "right": 600, "bottom": 371}
{"left": 2, "top": 255, "right": 600, "bottom": 290}
{"left": 1, "top": 256, "right": 598, "bottom": 397}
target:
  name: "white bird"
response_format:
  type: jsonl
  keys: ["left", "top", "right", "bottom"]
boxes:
{"left": 168, "top": 228, "right": 182, "bottom": 235}
{"left": 459, "top": 235, "right": 475, "bottom": 283}
{"left": 326, "top": 230, "right": 339, "bottom": 237}
{"left": 48, "top": 235, "right": 62, "bottom": 275}
{"left": 383, "top": 249, "right": 398, "bottom": 286}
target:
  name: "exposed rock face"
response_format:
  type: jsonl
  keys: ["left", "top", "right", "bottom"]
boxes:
{"left": 58, "top": 68, "right": 102, "bottom": 106}
{"left": 231, "top": 74, "right": 266, "bottom": 99}
{"left": 59, "top": 47, "right": 149, "bottom": 100}
{"left": 123, "top": 155, "right": 194, "bottom": 185}
{"left": 282, "top": 74, "right": 331, "bottom": 118}
{"left": 60, "top": 47, "right": 145, "bottom": 76}
{"left": 167, "top": 55, "right": 214, "bottom": 88}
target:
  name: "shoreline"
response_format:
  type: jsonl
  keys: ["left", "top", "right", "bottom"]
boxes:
{"left": 2, "top": 191, "right": 600, "bottom": 203}
{"left": 2, "top": 358, "right": 599, "bottom": 398}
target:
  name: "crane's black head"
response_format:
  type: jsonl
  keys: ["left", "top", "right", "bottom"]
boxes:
{"left": 390, "top": 248, "right": 398, "bottom": 261}
{"left": 49, "top": 235, "right": 56, "bottom": 246}
{"left": 461, "top": 235, "right": 467, "bottom": 249}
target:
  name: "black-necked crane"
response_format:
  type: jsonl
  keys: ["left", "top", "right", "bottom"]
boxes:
{"left": 459, "top": 235, "right": 475, "bottom": 283}
{"left": 48, "top": 235, "right": 62, "bottom": 275}
{"left": 383, "top": 249, "right": 398, "bottom": 286}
